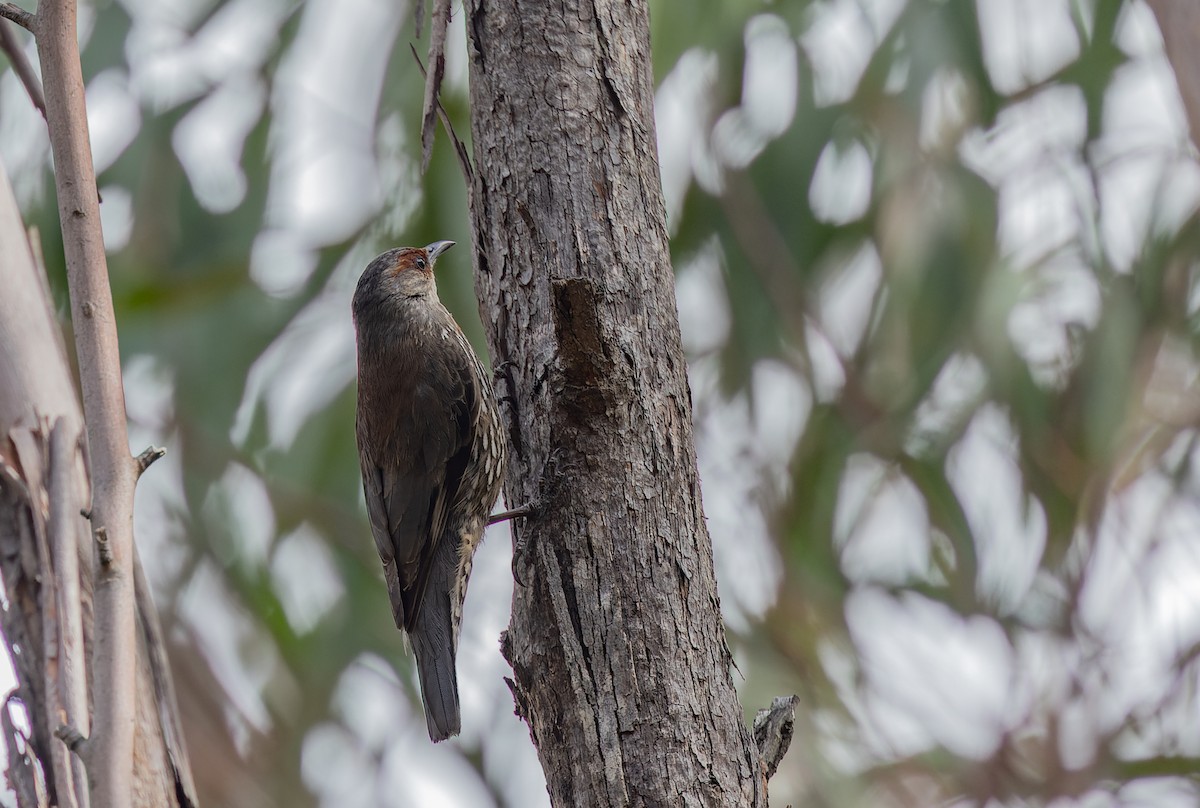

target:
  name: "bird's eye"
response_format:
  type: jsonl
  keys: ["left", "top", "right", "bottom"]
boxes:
{"left": 415, "top": 257, "right": 427, "bottom": 270}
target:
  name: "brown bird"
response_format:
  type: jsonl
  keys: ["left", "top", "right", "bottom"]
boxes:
{"left": 352, "top": 240, "right": 505, "bottom": 741}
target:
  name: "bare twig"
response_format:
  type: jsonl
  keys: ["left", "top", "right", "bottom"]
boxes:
{"left": 36, "top": 0, "right": 140, "bottom": 800}
{"left": 0, "top": 20, "right": 46, "bottom": 118}
{"left": 0, "top": 3, "right": 33, "bottom": 32}
{"left": 410, "top": 44, "right": 473, "bottom": 185}
{"left": 134, "top": 445, "right": 165, "bottom": 477}
{"left": 753, "top": 695, "right": 798, "bottom": 781}
{"left": 420, "top": 0, "right": 452, "bottom": 173}
{"left": 47, "top": 418, "right": 89, "bottom": 808}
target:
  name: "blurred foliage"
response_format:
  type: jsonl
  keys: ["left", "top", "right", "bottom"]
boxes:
{"left": 5, "top": 0, "right": 1200, "bottom": 806}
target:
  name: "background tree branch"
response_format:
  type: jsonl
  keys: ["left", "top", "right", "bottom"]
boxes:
{"left": 0, "top": 88, "right": 197, "bottom": 808}
{"left": 0, "top": 19, "right": 46, "bottom": 118}
{"left": 34, "top": 0, "right": 141, "bottom": 801}
{"left": 0, "top": 1, "right": 196, "bottom": 801}
{"left": 0, "top": 3, "right": 34, "bottom": 32}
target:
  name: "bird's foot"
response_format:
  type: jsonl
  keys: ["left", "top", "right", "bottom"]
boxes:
{"left": 487, "top": 502, "right": 534, "bottom": 526}
{"left": 492, "top": 359, "right": 517, "bottom": 380}
{"left": 511, "top": 526, "right": 535, "bottom": 588}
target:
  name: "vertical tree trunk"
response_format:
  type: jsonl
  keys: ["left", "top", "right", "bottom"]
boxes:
{"left": 462, "top": 2, "right": 766, "bottom": 804}
{"left": 0, "top": 163, "right": 197, "bottom": 807}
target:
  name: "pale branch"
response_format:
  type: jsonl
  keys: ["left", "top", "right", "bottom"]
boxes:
{"left": 0, "top": 3, "right": 33, "bottom": 32}
{"left": 2, "top": 160, "right": 197, "bottom": 805}
{"left": 410, "top": 44, "right": 473, "bottom": 185}
{"left": 23, "top": 425, "right": 78, "bottom": 808}
{"left": 47, "top": 418, "right": 89, "bottom": 808}
{"left": 419, "top": 0, "right": 451, "bottom": 174}
{"left": 752, "top": 695, "right": 798, "bottom": 782}
{"left": 0, "top": 167, "right": 84, "bottom": 808}
{"left": 27, "top": 223, "right": 54, "bottom": 309}
{"left": 36, "top": 0, "right": 140, "bottom": 801}
{"left": 135, "top": 445, "right": 166, "bottom": 477}
{"left": 0, "top": 19, "right": 46, "bottom": 118}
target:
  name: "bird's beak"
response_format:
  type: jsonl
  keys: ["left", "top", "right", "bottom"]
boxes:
{"left": 424, "top": 241, "right": 455, "bottom": 261}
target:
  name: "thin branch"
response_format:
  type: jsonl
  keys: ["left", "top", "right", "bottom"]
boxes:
{"left": 0, "top": 3, "right": 34, "bottom": 32}
{"left": 0, "top": 20, "right": 46, "bottom": 118}
{"left": 410, "top": 44, "right": 473, "bottom": 186}
{"left": 134, "top": 445, "right": 165, "bottom": 477}
{"left": 47, "top": 418, "right": 89, "bottom": 808}
{"left": 27, "top": 424, "right": 77, "bottom": 808}
{"left": 752, "top": 695, "right": 798, "bottom": 781}
{"left": 419, "top": 0, "right": 451, "bottom": 174}
{"left": 36, "top": 0, "right": 141, "bottom": 799}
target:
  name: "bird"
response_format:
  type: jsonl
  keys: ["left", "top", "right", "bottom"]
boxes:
{"left": 352, "top": 240, "right": 506, "bottom": 741}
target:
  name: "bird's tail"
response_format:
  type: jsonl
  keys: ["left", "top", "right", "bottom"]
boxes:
{"left": 409, "top": 542, "right": 461, "bottom": 742}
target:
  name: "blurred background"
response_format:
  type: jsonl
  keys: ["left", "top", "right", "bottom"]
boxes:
{"left": 4, "top": 0, "right": 1200, "bottom": 805}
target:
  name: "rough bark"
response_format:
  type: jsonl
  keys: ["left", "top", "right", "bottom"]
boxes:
{"left": 462, "top": 1, "right": 766, "bottom": 805}
{"left": 0, "top": 162, "right": 197, "bottom": 806}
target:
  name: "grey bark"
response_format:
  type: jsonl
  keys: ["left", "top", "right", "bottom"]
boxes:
{"left": 0, "top": 163, "right": 197, "bottom": 806}
{"left": 462, "top": 1, "right": 768, "bottom": 805}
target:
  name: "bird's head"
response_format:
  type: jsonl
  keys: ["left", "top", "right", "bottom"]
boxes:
{"left": 354, "top": 241, "right": 456, "bottom": 308}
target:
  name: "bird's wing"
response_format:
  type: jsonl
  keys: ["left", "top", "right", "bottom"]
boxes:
{"left": 360, "top": 457, "right": 408, "bottom": 627}
{"left": 360, "top": 343, "right": 478, "bottom": 631}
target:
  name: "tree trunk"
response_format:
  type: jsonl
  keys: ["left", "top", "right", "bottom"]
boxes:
{"left": 0, "top": 163, "right": 198, "bottom": 807}
{"left": 462, "top": 2, "right": 766, "bottom": 804}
